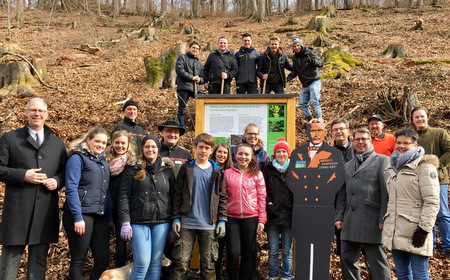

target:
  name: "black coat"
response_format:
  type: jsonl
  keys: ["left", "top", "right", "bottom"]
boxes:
{"left": 113, "top": 117, "right": 146, "bottom": 157}
{"left": 263, "top": 162, "right": 293, "bottom": 227}
{"left": 287, "top": 47, "right": 323, "bottom": 87}
{"left": 118, "top": 158, "right": 175, "bottom": 225}
{"left": 202, "top": 49, "right": 238, "bottom": 85}
{"left": 175, "top": 52, "right": 204, "bottom": 93}
{"left": 257, "top": 47, "right": 293, "bottom": 88}
{"left": 0, "top": 125, "right": 67, "bottom": 245}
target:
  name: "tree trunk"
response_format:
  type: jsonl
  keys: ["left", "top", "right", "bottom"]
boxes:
{"left": 359, "top": 0, "right": 367, "bottom": 8}
{"left": 136, "top": 0, "right": 143, "bottom": 15}
{"left": 416, "top": 0, "right": 423, "bottom": 6}
{"left": 31, "top": 57, "right": 50, "bottom": 81}
{"left": 307, "top": 16, "right": 331, "bottom": 33}
{"left": 249, "top": 0, "right": 257, "bottom": 18}
{"left": 431, "top": 0, "right": 439, "bottom": 5}
{"left": 256, "top": 0, "right": 265, "bottom": 22}
{"left": 343, "top": 0, "right": 352, "bottom": 9}
{"left": 161, "top": 0, "right": 167, "bottom": 12}
{"left": 16, "top": 0, "right": 24, "bottom": 22}
{"left": 379, "top": 44, "right": 407, "bottom": 58}
{"left": 0, "top": 61, "right": 39, "bottom": 91}
{"left": 162, "top": 44, "right": 185, "bottom": 88}
{"left": 7, "top": 0, "right": 11, "bottom": 42}
{"left": 112, "top": 0, "right": 119, "bottom": 17}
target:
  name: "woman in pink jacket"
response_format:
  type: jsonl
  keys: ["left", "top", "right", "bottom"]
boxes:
{"left": 225, "top": 143, "right": 267, "bottom": 280}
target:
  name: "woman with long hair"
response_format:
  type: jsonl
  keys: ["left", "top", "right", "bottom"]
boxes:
{"left": 63, "top": 127, "right": 110, "bottom": 280}
{"left": 231, "top": 123, "right": 270, "bottom": 170}
{"left": 225, "top": 143, "right": 266, "bottom": 280}
{"left": 104, "top": 130, "right": 138, "bottom": 267}
{"left": 118, "top": 134, "right": 175, "bottom": 280}
{"left": 211, "top": 142, "right": 233, "bottom": 170}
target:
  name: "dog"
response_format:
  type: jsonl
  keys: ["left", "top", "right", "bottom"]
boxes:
{"left": 99, "top": 263, "right": 133, "bottom": 280}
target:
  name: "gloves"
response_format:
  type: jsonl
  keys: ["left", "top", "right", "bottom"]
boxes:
{"left": 172, "top": 218, "right": 181, "bottom": 238}
{"left": 120, "top": 222, "right": 132, "bottom": 241}
{"left": 215, "top": 221, "right": 226, "bottom": 239}
{"left": 412, "top": 226, "right": 428, "bottom": 248}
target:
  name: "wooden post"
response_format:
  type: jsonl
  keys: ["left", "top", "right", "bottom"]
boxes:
{"left": 220, "top": 78, "right": 224, "bottom": 94}
{"left": 262, "top": 79, "right": 267, "bottom": 94}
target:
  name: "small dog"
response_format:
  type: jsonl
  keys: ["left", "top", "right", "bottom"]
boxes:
{"left": 100, "top": 263, "right": 133, "bottom": 280}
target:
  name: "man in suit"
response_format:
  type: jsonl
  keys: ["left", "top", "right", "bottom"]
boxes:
{"left": 335, "top": 127, "right": 391, "bottom": 280}
{"left": 286, "top": 119, "right": 344, "bottom": 280}
{"left": 0, "top": 97, "right": 68, "bottom": 280}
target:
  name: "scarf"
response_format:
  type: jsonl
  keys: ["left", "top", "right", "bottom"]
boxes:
{"left": 242, "top": 138, "right": 265, "bottom": 153}
{"left": 145, "top": 156, "right": 162, "bottom": 176}
{"left": 273, "top": 158, "right": 290, "bottom": 173}
{"left": 354, "top": 146, "right": 374, "bottom": 168}
{"left": 390, "top": 146, "right": 425, "bottom": 173}
{"left": 109, "top": 155, "right": 127, "bottom": 177}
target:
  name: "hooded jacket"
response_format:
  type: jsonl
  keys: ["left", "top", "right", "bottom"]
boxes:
{"left": 202, "top": 49, "right": 238, "bottom": 85}
{"left": 383, "top": 154, "right": 440, "bottom": 256}
{"left": 257, "top": 47, "right": 293, "bottom": 88}
{"left": 287, "top": 47, "right": 323, "bottom": 87}
{"left": 225, "top": 165, "right": 267, "bottom": 223}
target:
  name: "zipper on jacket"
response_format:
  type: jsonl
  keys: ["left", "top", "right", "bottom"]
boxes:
{"left": 80, "top": 190, "right": 87, "bottom": 203}
{"left": 239, "top": 172, "right": 244, "bottom": 218}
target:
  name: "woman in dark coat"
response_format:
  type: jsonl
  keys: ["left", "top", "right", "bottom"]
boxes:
{"left": 263, "top": 138, "right": 293, "bottom": 280}
{"left": 118, "top": 134, "right": 175, "bottom": 280}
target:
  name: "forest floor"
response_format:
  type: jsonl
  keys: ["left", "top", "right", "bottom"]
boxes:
{"left": 0, "top": 5, "right": 449, "bottom": 279}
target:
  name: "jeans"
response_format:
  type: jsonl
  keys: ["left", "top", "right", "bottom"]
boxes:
{"left": 226, "top": 216, "right": 258, "bottom": 280}
{"left": 0, "top": 244, "right": 49, "bottom": 280}
{"left": 262, "top": 82, "right": 284, "bottom": 94}
{"left": 62, "top": 211, "right": 110, "bottom": 280}
{"left": 172, "top": 228, "right": 217, "bottom": 280}
{"left": 237, "top": 83, "right": 258, "bottom": 94}
{"left": 391, "top": 249, "right": 430, "bottom": 280}
{"left": 266, "top": 225, "right": 293, "bottom": 279}
{"left": 299, "top": 79, "right": 322, "bottom": 119}
{"left": 177, "top": 90, "right": 195, "bottom": 128}
{"left": 130, "top": 223, "right": 170, "bottom": 280}
{"left": 433, "top": 184, "right": 450, "bottom": 251}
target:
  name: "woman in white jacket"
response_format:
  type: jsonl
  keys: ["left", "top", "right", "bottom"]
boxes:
{"left": 383, "top": 128, "right": 440, "bottom": 280}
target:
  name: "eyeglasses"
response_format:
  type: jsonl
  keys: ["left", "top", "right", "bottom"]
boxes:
{"left": 27, "top": 109, "right": 47, "bottom": 114}
{"left": 354, "top": 138, "right": 370, "bottom": 142}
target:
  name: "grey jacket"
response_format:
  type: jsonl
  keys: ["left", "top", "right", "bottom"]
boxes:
{"left": 335, "top": 150, "right": 389, "bottom": 244}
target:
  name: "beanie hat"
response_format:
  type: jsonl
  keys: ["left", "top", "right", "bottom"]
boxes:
{"left": 292, "top": 36, "right": 303, "bottom": 47}
{"left": 123, "top": 99, "right": 139, "bottom": 111}
{"left": 273, "top": 137, "right": 291, "bottom": 157}
{"left": 141, "top": 134, "right": 160, "bottom": 151}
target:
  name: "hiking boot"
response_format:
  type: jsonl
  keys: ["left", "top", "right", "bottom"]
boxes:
{"left": 445, "top": 248, "right": 450, "bottom": 260}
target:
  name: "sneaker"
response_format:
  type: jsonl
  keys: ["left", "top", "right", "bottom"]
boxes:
{"left": 445, "top": 249, "right": 450, "bottom": 260}
{"left": 269, "top": 277, "right": 279, "bottom": 280}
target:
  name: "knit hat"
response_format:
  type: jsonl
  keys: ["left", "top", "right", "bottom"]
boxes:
{"left": 292, "top": 36, "right": 303, "bottom": 47}
{"left": 158, "top": 117, "right": 186, "bottom": 136}
{"left": 367, "top": 114, "right": 384, "bottom": 123}
{"left": 123, "top": 99, "right": 139, "bottom": 111}
{"left": 141, "top": 134, "right": 160, "bottom": 151}
{"left": 273, "top": 137, "right": 291, "bottom": 157}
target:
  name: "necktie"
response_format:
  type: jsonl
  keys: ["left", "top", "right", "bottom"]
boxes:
{"left": 36, "top": 133, "right": 41, "bottom": 146}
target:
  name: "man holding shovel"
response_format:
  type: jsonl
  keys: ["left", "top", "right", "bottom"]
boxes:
{"left": 176, "top": 40, "right": 204, "bottom": 127}
{"left": 202, "top": 36, "right": 238, "bottom": 94}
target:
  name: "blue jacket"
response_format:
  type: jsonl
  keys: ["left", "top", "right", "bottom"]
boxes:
{"left": 64, "top": 147, "right": 110, "bottom": 222}
{"left": 235, "top": 46, "right": 260, "bottom": 85}
{"left": 257, "top": 47, "right": 293, "bottom": 88}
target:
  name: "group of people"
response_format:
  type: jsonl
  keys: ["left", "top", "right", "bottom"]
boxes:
{"left": 176, "top": 34, "right": 324, "bottom": 127}
{"left": 0, "top": 96, "right": 449, "bottom": 280}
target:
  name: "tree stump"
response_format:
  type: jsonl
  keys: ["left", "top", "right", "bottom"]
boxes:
{"left": 320, "top": 5, "right": 338, "bottom": 18}
{"left": 144, "top": 56, "right": 163, "bottom": 88}
{"left": 204, "top": 42, "right": 213, "bottom": 52}
{"left": 313, "top": 34, "right": 329, "bottom": 47}
{"left": 225, "top": 21, "right": 234, "bottom": 28}
{"left": 139, "top": 27, "right": 158, "bottom": 42}
{"left": 379, "top": 43, "right": 407, "bottom": 58}
{"left": 412, "top": 19, "right": 423, "bottom": 30}
{"left": 283, "top": 16, "right": 298, "bottom": 26}
{"left": 31, "top": 57, "right": 50, "bottom": 81}
{"left": 0, "top": 61, "right": 39, "bottom": 91}
{"left": 144, "top": 44, "right": 185, "bottom": 89}
{"left": 179, "top": 24, "right": 194, "bottom": 35}
{"left": 307, "top": 16, "right": 332, "bottom": 34}
{"left": 375, "top": 86, "right": 420, "bottom": 124}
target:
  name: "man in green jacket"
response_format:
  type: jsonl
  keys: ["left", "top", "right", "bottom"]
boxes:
{"left": 412, "top": 106, "right": 450, "bottom": 260}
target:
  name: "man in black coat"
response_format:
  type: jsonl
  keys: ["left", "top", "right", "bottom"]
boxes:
{"left": 202, "top": 37, "right": 238, "bottom": 94}
{"left": 112, "top": 99, "right": 147, "bottom": 157}
{"left": 0, "top": 97, "right": 68, "bottom": 280}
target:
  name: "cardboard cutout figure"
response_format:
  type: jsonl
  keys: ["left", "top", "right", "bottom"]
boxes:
{"left": 286, "top": 119, "right": 345, "bottom": 280}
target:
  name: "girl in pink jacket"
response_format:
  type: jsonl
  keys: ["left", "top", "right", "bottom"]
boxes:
{"left": 225, "top": 143, "right": 266, "bottom": 280}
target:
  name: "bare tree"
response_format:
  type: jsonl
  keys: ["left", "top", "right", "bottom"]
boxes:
{"left": 416, "top": 0, "right": 423, "bottom": 6}
{"left": 256, "top": 0, "right": 265, "bottom": 22}
{"left": 191, "top": 0, "right": 200, "bottom": 17}
{"left": 16, "top": 0, "right": 24, "bottom": 22}
{"left": 249, "top": 0, "right": 257, "bottom": 18}
{"left": 112, "top": 0, "right": 120, "bottom": 17}
{"left": 7, "top": 0, "right": 11, "bottom": 41}
{"left": 161, "top": 0, "right": 167, "bottom": 12}
{"left": 343, "top": 0, "right": 352, "bottom": 9}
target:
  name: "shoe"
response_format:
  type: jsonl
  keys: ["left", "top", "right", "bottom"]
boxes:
{"left": 269, "top": 277, "right": 279, "bottom": 280}
{"left": 445, "top": 249, "right": 450, "bottom": 260}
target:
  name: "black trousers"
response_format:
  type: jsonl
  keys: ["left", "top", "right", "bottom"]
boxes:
{"left": 237, "top": 83, "right": 259, "bottom": 94}
{"left": 210, "top": 82, "right": 231, "bottom": 94}
{"left": 63, "top": 211, "right": 110, "bottom": 280}
{"left": 0, "top": 243, "right": 49, "bottom": 280}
